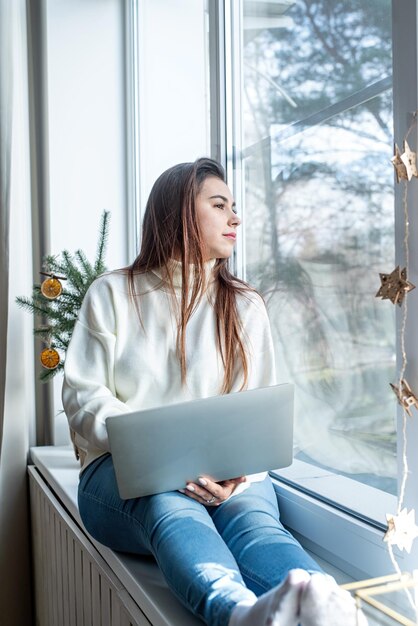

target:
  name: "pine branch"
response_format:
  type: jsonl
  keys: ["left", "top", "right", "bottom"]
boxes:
{"left": 16, "top": 296, "right": 52, "bottom": 318}
{"left": 17, "top": 210, "right": 111, "bottom": 383}
{"left": 75, "top": 249, "right": 95, "bottom": 282}
{"left": 43, "top": 254, "right": 64, "bottom": 275}
{"left": 33, "top": 328, "right": 53, "bottom": 341}
{"left": 95, "top": 211, "right": 110, "bottom": 274}
{"left": 57, "top": 292, "right": 85, "bottom": 312}
{"left": 61, "top": 250, "right": 86, "bottom": 294}
{"left": 39, "top": 364, "right": 64, "bottom": 383}
{"left": 52, "top": 339, "right": 69, "bottom": 351}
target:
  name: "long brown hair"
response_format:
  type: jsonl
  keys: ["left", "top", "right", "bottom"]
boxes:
{"left": 127, "top": 157, "right": 253, "bottom": 393}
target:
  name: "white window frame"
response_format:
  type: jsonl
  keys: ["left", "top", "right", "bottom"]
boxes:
{"left": 390, "top": 0, "right": 418, "bottom": 575}
{"left": 219, "top": 0, "right": 418, "bottom": 577}
{"left": 124, "top": 0, "right": 141, "bottom": 260}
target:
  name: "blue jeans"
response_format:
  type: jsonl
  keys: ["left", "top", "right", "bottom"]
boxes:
{"left": 78, "top": 454, "right": 322, "bottom": 626}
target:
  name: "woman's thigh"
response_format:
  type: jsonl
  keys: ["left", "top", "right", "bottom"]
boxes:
{"left": 78, "top": 453, "right": 154, "bottom": 554}
{"left": 78, "top": 453, "right": 256, "bottom": 622}
{"left": 78, "top": 453, "right": 238, "bottom": 564}
{"left": 209, "top": 477, "right": 323, "bottom": 595}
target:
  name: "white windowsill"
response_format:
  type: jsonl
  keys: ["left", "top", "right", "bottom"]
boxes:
{"left": 32, "top": 444, "right": 403, "bottom": 587}
{"left": 271, "top": 471, "right": 406, "bottom": 582}
{"left": 271, "top": 459, "right": 397, "bottom": 529}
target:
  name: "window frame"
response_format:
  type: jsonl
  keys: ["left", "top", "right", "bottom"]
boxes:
{"left": 391, "top": 0, "right": 418, "bottom": 575}
{"left": 124, "top": 0, "right": 142, "bottom": 260}
{"left": 221, "top": 0, "right": 418, "bottom": 576}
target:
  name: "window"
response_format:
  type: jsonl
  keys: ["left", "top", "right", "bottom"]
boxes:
{"left": 229, "top": 0, "right": 397, "bottom": 518}
{"left": 219, "top": 0, "right": 418, "bottom": 577}
{"left": 127, "top": 0, "right": 418, "bottom": 578}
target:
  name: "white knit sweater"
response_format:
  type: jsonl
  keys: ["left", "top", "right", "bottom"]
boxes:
{"left": 62, "top": 260, "right": 277, "bottom": 494}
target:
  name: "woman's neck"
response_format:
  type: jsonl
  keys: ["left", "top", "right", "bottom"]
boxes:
{"left": 150, "top": 258, "right": 217, "bottom": 292}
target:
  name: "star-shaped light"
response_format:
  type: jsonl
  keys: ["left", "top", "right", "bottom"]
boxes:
{"left": 384, "top": 508, "right": 418, "bottom": 553}
{"left": 400, "top": 140, "right": 418, "bottom": 181}
{"left": 375, "top": 266, "right": 415, "bottom": 306}
{"left": 392, "top": 144, "right": 409, "bottom": 182}
{"left": 390, "top": 378, "right": 418, "bottom": 416}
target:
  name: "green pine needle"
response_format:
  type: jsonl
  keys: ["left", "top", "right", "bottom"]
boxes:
{"left": 75, "top": 249, "right": 94, "bottom": 281}
{"left": 16, "top": 210, "right": 111, "bottom": 383}
{"left": 95, "top": 211, "right": 110, "bottom": 274}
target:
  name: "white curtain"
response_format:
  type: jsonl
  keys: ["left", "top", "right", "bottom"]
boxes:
{"left": 0, "top": 0, "right": 35, "bottom": 623}
{"left": 0, "top": 0, "right": 12, "bottom": 458}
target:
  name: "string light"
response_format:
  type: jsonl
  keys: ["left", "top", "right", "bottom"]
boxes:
{"left": 382, "top": 111, "right": 418, "bottom": 612}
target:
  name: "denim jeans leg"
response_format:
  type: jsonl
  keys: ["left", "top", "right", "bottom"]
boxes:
{"left": 78, "top": 454, "right": 257, "bottom": 626}
{"left": 209, "top": 476, "right": 323, "bottom": 596}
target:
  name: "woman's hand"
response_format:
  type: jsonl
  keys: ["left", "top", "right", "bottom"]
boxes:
{"left": 179, "top": 475, "right": 247, "bottom": 506}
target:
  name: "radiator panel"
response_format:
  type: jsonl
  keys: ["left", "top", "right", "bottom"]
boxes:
{"left": 29, "top": 468, "right": 151, "bottom": 626}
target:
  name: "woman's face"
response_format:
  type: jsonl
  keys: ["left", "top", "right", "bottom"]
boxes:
{"left": 195, "top": 176, "right": 241, "bottom": 261}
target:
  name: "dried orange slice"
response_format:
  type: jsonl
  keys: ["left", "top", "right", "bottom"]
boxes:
{"left": 40, "top": 348, "right": 60, "bottom": 369}
{"left": 41, "top": 277, "right": 62, "bottom": 299}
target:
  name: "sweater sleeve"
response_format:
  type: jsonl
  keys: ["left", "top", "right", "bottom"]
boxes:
{"left": 62, "top": 276, "right": 130, "bottom": 452}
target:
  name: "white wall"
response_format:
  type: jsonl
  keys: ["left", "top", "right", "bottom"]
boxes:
{"left": 45, "top": 0, "right": 211, "bottom": 274}
{"left": 41, "top": 0, "right": 211, "bottom": 440}
{"left": 46, "top": 0, "right": 127, "bottom": 266}
{"left": 43, "top": 0, "right": 128, "bottom": 441}
{"left": 138, "top": 0, "right": 211, "bottom": 205}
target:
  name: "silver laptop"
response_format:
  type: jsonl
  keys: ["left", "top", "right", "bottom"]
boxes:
{"left": 106, "top": 383, "right": 294, "bottom": 499}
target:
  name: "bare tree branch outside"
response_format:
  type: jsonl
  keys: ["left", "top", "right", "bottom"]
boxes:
{"left": 242, "top": 0, "right": 395, "bottom": 493}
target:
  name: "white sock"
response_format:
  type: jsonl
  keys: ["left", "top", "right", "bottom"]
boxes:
{"left": 299, "top": 574, "right": 368, "bottom": 626}
{"left": 228, "top": 569, "right": 311, "bottom": 626}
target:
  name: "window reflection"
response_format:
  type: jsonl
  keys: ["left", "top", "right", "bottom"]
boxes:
{"left": 242, "top": 0, "right": 396, "bottom": 494}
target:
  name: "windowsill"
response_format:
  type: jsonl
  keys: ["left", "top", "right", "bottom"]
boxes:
{"left": 270, "top": 471, "right": 406, "bottom": 582}
{"left": 30, "top": 444, "right": 401, "bottom": 587}
{"left": 31, "top": 445, "right": 357, "bottom": 624}
{"left": 271, "top": 459, "right": 397, "bottom": 530}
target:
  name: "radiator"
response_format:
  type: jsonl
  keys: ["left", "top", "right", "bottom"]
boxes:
{"left": 29, "top": 467, "right": 151, "bottom": 626}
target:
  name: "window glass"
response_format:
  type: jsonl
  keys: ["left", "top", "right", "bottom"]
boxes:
{"left": 241, "top": 0, "right": 395, "bottom": 495}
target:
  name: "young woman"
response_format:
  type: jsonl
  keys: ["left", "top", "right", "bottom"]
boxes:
{"left": 62, "top": 158, "right": 367, "bottom": 626}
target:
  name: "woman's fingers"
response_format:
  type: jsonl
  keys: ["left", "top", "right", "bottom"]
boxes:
{"left": 179, "top": 483, "right": 220, "bottom": 505}
{"left": 179, "top": 474, "right": 246, "bottom": 505}
{"left": 221, "top": 476, "right": 247, "bottom": 487}
{"left": 197, "top": 476, "right": 222, "bottom": 496}
{"left": 189, "top": 481, "right": 221, "bottom": 502}
{"left": 200, "top": 475, "right": 245, "bottom": 492}
{"left": 179, "top": 479, "right": 222, "bottom": 504}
